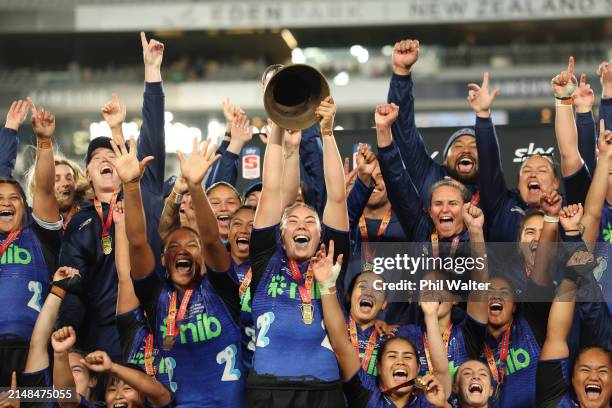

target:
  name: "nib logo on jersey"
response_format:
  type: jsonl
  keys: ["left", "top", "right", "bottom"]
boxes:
{"left": 159, "top": 312, "right": 222, "bottom": 344}
{"left": 513, "top": 143, "right": 554, "bottom": 163}
{"left": 0, "top": 244, "right": 32, "bottom": 265}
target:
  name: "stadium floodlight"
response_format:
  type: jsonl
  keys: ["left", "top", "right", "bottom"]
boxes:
{"left": 333, "top": 72, "right": 350, "bottom": 86}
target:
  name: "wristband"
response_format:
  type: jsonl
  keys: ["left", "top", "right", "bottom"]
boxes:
{"left": 224, "top": 131, "right": 231, "bottom": 137}
{"left": 50, "top": 285, "right": 66, "bottom": 300}
{"left": 321, "top": 129, "right": 334, "bottom": 138}
{"left": 543, "top": 215, "right": 559, "bottom": 223}
{"left": 123, "top": 180, "right": 140, "bottom": 192}
{"left": 318, "top": 262, "right": 341, "bottom": 295}
{"left": 37, "top": 139, "right": 52, "bottom": 149}
{"left": 173, "top": 192, "right": 183, "bottom": 205}
{"left": 555, "top": 97, "right": 574, "bottom": 106}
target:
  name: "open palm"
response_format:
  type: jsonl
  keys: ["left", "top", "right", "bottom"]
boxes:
{"left": 177, "top": 138, "right": 220, "bottom": 186}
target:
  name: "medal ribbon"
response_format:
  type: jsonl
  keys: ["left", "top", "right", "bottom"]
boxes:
{"left": 239, "top": 267, "right": 252, "bottom": 302}
{"left": 166, "top": 289, "right": 193, "bottom": 339}
{"left": 484, "top": 323, "right": 512, "bottom": 387}
{"left": 61, "top": 206, "right": 79, "bottom": 234}
{"left": 431, "top": 232, "right": 460, "bottom": 259}
{"left": 0, "top": 229, "right": 22, "bottom": 259}
{"left": 359, "top": 207, "right": 392, "bottom": 262}
{"left": 422, "top": 322, "right": 452, "bottom": 374}
{"left": 348, "top": 317, "right": 378, "bottom": 371}
{"left": 93, "top": 191, "right": 118, "bottom": 241}
{"left": 288, "top": 259, "right": 314, "bottom": 306}
{"left": 144, "top": 333, "right": 156, "bottom": 376}
{"left": 470, "top": 191, "right": 481, "bottom": 206}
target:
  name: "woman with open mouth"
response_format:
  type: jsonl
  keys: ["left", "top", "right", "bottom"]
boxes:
{"left": 312, "top": 241, "right": 451, "bottom": 408}
{"left": 246, "top": 97, "right": 351, "bottom": 407}
{"left": 537, "top": 248, "right": 611, "bottom": 408}
{"left": 115, "top": 136, "right": 244, "bottom": 407}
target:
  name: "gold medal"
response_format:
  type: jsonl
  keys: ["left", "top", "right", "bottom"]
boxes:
{"left": 300, "top": 303, "right": 313, "bottom": 325}
{"left": 163, "top": 335, "right": 175, "bottom": 351}
{"left": 102, "top": 236, "right": 112, "bottom": 255}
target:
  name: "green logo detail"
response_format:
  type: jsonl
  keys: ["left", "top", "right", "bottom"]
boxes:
{"left": 241, "top": 288, "right": 252, "bottom": 312}
{"left": 267, "top": 275, "right": 287, "bottom": 297}
{"left": 0, "top": 244, "right": 31, "bottom": 265}
{"left": 159, "top": 312, "right": 222, "bottom": 344}
{"left": 500, "top": 347, "right": 531, "bottom": 375}
{"left": 603, "top": 223, "right": 612, "bottom": 243}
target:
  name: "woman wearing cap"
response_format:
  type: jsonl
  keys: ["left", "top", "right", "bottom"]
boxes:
{"left": 246, "top": 96, "right": 350, "bottom": 407}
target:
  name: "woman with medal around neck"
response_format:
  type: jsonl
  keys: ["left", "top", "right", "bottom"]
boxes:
{"left": 112, "top": 136, "right": 244, "bottom": 407}
{"left": 246, "top": 96, "right": 351, "bottom": 407}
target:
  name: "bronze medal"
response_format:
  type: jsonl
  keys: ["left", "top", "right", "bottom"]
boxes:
{"left": 163, "top": 335, "right": 175, "bottom": 351}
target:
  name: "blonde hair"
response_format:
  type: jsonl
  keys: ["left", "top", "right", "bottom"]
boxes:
{"left": 428, "top": 177, "right": 469, "bottom": 206}
{"left": 279, "top": 201, "right": 321, "bottom": 236}
{"left": 26, "top": 154, "right": 92, "bottom": 205}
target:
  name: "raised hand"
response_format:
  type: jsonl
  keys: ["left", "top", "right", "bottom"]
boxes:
{"left": 419, "top": 299, "right": 440, "bottom": 318}
{"left": 105, "top": 136, "right": 154, "bottom": 184}
{"left": 540, "top": 190, "right": 562, "bottom": 217}
{"left": 551, "top": 56, "right": 577, "bottom": 99}
{"left": 53, "top": 266, "right": 80, "bottom": 282}
{"left": 311, "top": 241, "right": 343, "bottom": 294}
{"left": 0, "top": 372, "right": 18, "bottom": 408}
{"left": 560, "top": 203, "right": 583, "bottom": 231}
{"left": 392, "top": 39, "right": 420, "bottom": 76}
{"left": 597, "top": 118, "right": 612, "bottom": 155}
{"left": 5, "top": 99, "right": 31, "bottom": 130}
{"left": 231, "top": 111, "right": 254, "bottom": 145}
{"left": 421, "top": 373, "right": 447, "bottom": 408}
{"left": 467, "top": 72, "right": 500, "bottom": 118}
{"left": 223, "top": 97, "right": 242, "bottom": 125}
{"left": 566, "top": 250, "right": 594, "bottom": 269}
{"left": 31, "top": 104, "right": 55, "bottom": 140}
{"left": 597, "top": 60, "right": 612, "bottom": 98}
{"left": 572, "top": 73, "right": 594, "bottom": 113}
{"left": 173, "top": 174, "right": 189, "bottom": 195}
{"left": 344, "top": 157, "right": 358, "bottom": 194}
{"left": 374, "top": 103, "right": 399, "bottom": 130}
{"left": 356, "top": 143, "right": 377, "bottom": 182}
{"left": 140, "top": 32, "right": 164, "bottom": 69}
{"left": 176, "top": 138, "right": 220, "bottom": 187}
{"left": 82, "top": 351, "right": 113, "bottom": 373}
{"left": 101, "top": 93, "right": 126, "bottom": 130}
{"left": 112, "top": 200, "right": 125, "bottom": 227}
{"left": 373, "top": 320, "right": 399, "bottom": 337}
{"left": 51, "top": 326, "right": 77, "bottom": 353}
{"left": 462, "top": 202, "right": 485, "bottom": 230}
{"left": 316, "top": 96, "right": 336, "bottom": 134}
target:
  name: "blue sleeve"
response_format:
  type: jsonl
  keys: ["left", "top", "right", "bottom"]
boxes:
{"left": 0, "top": 127, "right": 18, "bottom": 177}
{"left": 300, "top": 125, "right": 326, "bottom": 215}
{"left": 138, "top": 82, "right": 166, "bottom": 196}
{"left": 387, "top": 73, "right": 444, "bottom": 192}
{"left": 475, "top": 116, "right": 510, "bottom": 221}
{"left": 207, "top": 149, "right": 239, "bottom": 188}
{"left": 347, "top": 177, "right": 374, "bottom": 233}
{"left": 576, "top": 112, "right": 597, "bottom": 177}
{"left": 377, "top": 141, "right": 428, "bottom": 241}
{"left": 563, "top": 164, "right": 591, "bottom": 206}
{"left": 205, "top": 139, "right": 231, "bottom": 189}
{"left": 601, "top": 99, "right": 612, "bottom": 130}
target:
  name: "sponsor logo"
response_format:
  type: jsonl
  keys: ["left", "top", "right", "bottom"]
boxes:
{"left": 0, "top": 244, "right": 31, "bottom": 265}
{"left": 242, "top": 147, "right": 261, "bottom": 179}
{"left": 513, "top": 143, "right": 554, "bottom": 163}
{"left": 159, "top": 312, "right": 222, "bottom": 344}
{"left": 78, "top": 218, "right": 92, "bottom": 231}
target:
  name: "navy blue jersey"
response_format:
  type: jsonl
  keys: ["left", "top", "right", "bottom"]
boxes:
{"left": 536, "top": 359, "right": 579, "bottom": 408}
{"left": 343, "top": 368, "right": 435, "bottom": 408}
{"left": 248, "top": 223, "right": 350, "bottom": 381}
{"left": 135, "top": 273, "right": 243, "bottom": 408}
{"left": 348, "top": 322, "right": 395, "bottom": 378}
{"left": 396, "top": 315, "right": 485, "bottom": 380}
{"left": 19, "top": 366, "right": 57, "bottom": 408}
{"left": 1, "top": 219, "right": 60, "bottom": 339}
{"left": 594, "top": 202, "right": 612, "bottom": 312}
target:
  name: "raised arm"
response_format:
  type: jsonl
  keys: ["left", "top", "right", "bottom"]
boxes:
{"left": 420, "top": 301, "right": 452, "bottom": 399}
{"left": 387, "top": 39, "right": 441, "bottom": 190}
{"left": 531, "top": 191, "right": 562, "bottom": 287}
{"left": 25, "top": 267, "right": 81, "bottom": 373}
{"left": 580, "top": 121, "right": 612, "bottom": 246}
{"left": 254, "top": 122, "right": 284, "bottom": 228}
{"left": 281, "top": 129, "right": 302, "bottom": 209}
{"left": 0, "top": 99, "right": 30, "bottom": 177}
{"left": 347, "top": 145, "right": 377, "bottom": 231}
{"left": 598, "top": 60, "right": 612, "bottom": 130}
{"left": 311, "top": 241, "right": 358, "bottom": 380}
{"left": 51, "top": 326, "right": 80, "bottom": 408}
{"left": 573, "top": 72, "right": 597, "bottom": 177}
{"left": 31, "top": 104, "right": 61, "bottom": 223}
{"left": 299, "top": 125, "right": 326, "bottom": 215}
{"left": 551, "top": 57, "right": 583, "bottom": 177}
{"left": 177, "top": 138, "right": 229, "bottom": 272}
{"left": 318, "top": 96, "right": 348, "bottom": 231}
{"left": 105, "top": 136, "right": 156, "bottom": 279}
{"left": 158, "top": 175, "right": 188, "bottom": 238}
{"left": 82, "top": 351, "right": 172, "bottom": 407}
{"left": 114, "top": 202, "right": 140, "bottom": 314}
{"left": 138, "top": 32, "right": 166, "bottom": 195}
